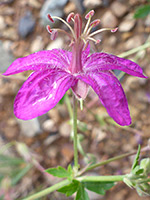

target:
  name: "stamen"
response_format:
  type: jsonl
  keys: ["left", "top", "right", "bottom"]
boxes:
{"left": 67, "top": 12, "right": 75, "bottom": 23}
{"left": 90, "top": 19, "right": 101, "bottom": 28}
{"left": 51, "top": 30, "right": 58, "bottom": 40}
{"left": 46, "top": 25, "right": 52, "bottom": 33}
{"left": 85, "top": 10, "right": 95, "bottom": 19}
{"left": 87, "top": 37, "right": 101, "bottom": 44}
{"left": 51, "top": 16, "right": 75, "bottom": 39}
{"left": 89, "top": 27, "right": 116, "bottom": 37}
{"left": 47, "top": 14, "right": 54, "bottom": 23}
{"left": 111, "top": 27, "right": 118, "bottom": 33}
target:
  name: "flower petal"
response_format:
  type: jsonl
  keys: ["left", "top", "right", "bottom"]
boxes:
{"left": 84, "top": 52, "right": 147, "bottom": 78}
{"left": 3, "top": 49, "right": 71, "bottom": 76}
{"left": 14, "top": 70, "right": 76, "bottom": 120}
{"left": 77, "top": 71, "right": 131, "bottom": 126}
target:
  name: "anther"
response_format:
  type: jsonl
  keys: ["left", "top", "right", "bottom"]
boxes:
{"left": 85, "top": 10, "right": 95, "bottom": 19}
{"left": 47, "top": 14, "right": 54, "bottom": 23}
{"left": 90, "top": 19, "right": 101, "bottom": 28}
{"left": 67, "top": 12, "right": 75, "bottom": 23}
{"left": 46, "top": 25, "right": 52, "bottom": 33}
{"left": 111, "top": 27, "right": 118, "bottom": 33}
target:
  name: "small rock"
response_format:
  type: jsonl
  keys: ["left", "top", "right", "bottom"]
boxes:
{"left": 125, "top": 35, "right": 143, "bottom": 50}
{"left": 59, "top": 121, "right": 71, "bottom": 137}
{"left": 40, "top": 0, "right": 68, "bottom": 26}
{"left": 83, "top": 0, "right": 102, "bottom": 9}
{"left": 101, "top": 11, "right": 118, "bottom": 28}
{"left": 17, "top": 118, "right": 42, "bottom": 137}
{"left": 64, "top": 1, "right": 76, "bottom": 14}
{"left": 44, "top": 134, "right": 60, "bottom": 146}
{"left": 46, "top": 38, "right": 64, "bottom": 50}
{"left": 0, "top": 7, "right": 14, "bottom": 15}
{"left": 119, "top": 13, "right": 136, "bottom": 32}
{"left": 111, "top": 1, "right": 128, "bottom": 18}
{"left": 30, "top": 36, "right": 44, "bottom": 53}
{"left": 42, "top": 119, "right": 55, "bottom": 132}
{"left": 28, "top": 0, "right": 41, "bottom": 9}
{"left": 92, "top": 127, "right": 107, "bottom": 142}
{"left": 18, "top": 11, "right": 35, "bottom": 38}
{"left": 71, "top": 0, "right": 85, "bottom": 13}
{"left": 108, "top": 35, "right": 117, "bottom": 46}
{"left": 0, "top": 28, "right": 18, "bottom": 40}
{"left": 0, "top": 41, "right": 15, "bottom": 72}
{"left": 0, "top": 16, "right": 6, "bottom": 30}
{"left": 48, "top": 108, "right": 60, "bottom": 123}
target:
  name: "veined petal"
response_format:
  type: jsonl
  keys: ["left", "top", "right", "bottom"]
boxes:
{"left": 82, "top": 44, "right": 90, "bottom": 63}
{"left": 77, "top": 71, "right": 131, "bottom": 126}
{"left": 84, "top": 52, "right": 147, "bottom": 78}
{"left": 3, "top": 49, "right": 71, "bottom": 76}
{"left": 14, "top": 70, "right": 76, "bottom": 120}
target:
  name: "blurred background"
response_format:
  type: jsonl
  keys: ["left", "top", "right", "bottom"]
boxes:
{"left": 0, "top": 0, "right": 150, "bottom": 199}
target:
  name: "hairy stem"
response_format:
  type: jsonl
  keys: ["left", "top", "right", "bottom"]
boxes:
{"left": 73, "top": 95, "right": 79, "bottom": 170}
{"left": 77, "top": 175, "right": 125, "bottom": 182}
{"left": 23, "top": 179, "right": 71, "bottom": 200}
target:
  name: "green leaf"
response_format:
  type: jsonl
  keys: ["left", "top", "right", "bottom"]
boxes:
{"left": 83, "top": 182, "right": 115, "bottom": 195}
{"left": 75, "top": 183, "right": 89, "bottom": 200}
{"left": 134, "top": 4, "right": 150, "bottom": 19}
{"left": 57, "top": 180, "right": 79, "bottom": 197}
{"left": 132, "top": 145, "right": 141, "bottom": 171}
{"left": 46, "top": 166, "right": 71, "bottom": 178}
{"left": 58, "top": 94, "right": 66, "bottom": 104}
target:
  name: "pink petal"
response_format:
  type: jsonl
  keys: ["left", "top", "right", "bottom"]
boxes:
{"left": 14, "top": 70, "right": 76, "bottom": 120}
{"left": 84, "top": 52, "right": 147, "bottom": 78}
{"left": 77, "top": 71, "right": 131, "bottom": 126}
{"left": 3, "top": 49, "right": 71, "bottom": 76}
{"left": 82, "top": 44, "right": 90, "bottom": 64}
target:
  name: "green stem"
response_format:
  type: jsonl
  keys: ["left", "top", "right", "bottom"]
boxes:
{"left": 118, "top": 41, "right": 150, "bottom": 58}
{"left": 84, "top": 151, "right": 137, "bottom": 173}
{"left": 73, "top": 95, "right": 79, "bottom": 170}
{"left": 77, "top": 175, "right": 125, "bottom": 182}
{"left": 23, "top": 179, "right": 70, "bottom": 200}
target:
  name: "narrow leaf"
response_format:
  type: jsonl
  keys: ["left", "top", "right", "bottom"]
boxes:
{"left": 132, "top": 145, "right": 141, "bottom": 171}
{"left": 46, "top": 166, "right": 71, "bottom": 178}
{"left": 83, "top": 182, "right": 115, "bottom": 195}
{"left": 57, "top": 180, "right": 79, "bottom": 197}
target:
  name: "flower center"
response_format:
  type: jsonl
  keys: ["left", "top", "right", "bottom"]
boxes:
{"left": 47, "top": 10, "right": 118, "bottom": 73}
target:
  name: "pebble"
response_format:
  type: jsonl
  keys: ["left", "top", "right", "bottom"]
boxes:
{"left": 40, "top": 0, "right": 68, "bottom": 26}
{"left": 64, "top": 1, "right": 76, "bottom": 14}
{"left": 59, "top": 121, "right": 71, "bottom": 137}
{"left": 108, "top": 35, "right": 117, "bottom": 46}
{"left": 30, "top": 36, "right": 44, "bottom": 53}
{"left": 0, "top": 41, "right": 14, "bottom": 73}
{"left": 42, "top": 119, "right": 55, "bottom": 132}
{"left": 119, "top": 13, "right": 136, "bottom": 32}
{"left": 17, "top": 118, "right": 42, "bottom": 137}
{"left": 83, "top": 0, "right": 102, "bottom": 9}
{"left": 0, "top": 27, "right": 18, "bottom": 40}
{"left": 111, "top": 1, "right": 128, "bottom": 18}
{"left": 46, "top": 38, "right": 64, "bottom": 50}
{"left": 48, "top": 108, "right": 60, "bottom": 123}
{"left": 125, "top": 35, "right": 143, "bottom": 50}
{"left": 71, "top": 0, "right": 85, "bottom": 13}
{"left": 18, "top": 11, "right": 35, "bottom": 38}
{"left": 101, "top": 11, "right": 118, "bottom": 28}
{"left": 28, "top": 0, "right": 41, "bottom": 9}
{"left": 0, "top": 16, "right": 6, "bottom": 30}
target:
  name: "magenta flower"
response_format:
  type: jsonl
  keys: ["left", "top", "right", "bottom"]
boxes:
{"left": 3, "top": 11, "right": 147, "bottom": 126}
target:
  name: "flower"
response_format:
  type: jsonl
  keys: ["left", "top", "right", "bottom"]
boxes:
{"left": 3, "top": 11, "right": 147, "bottom": 125}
